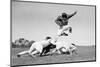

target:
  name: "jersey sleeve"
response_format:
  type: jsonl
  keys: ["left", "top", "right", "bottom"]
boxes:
{"left": 67, "top": 11, "right": 77, "bottom": 19}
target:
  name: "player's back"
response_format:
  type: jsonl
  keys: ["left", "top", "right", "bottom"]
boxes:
{"left": 40, "top": 40, "right": 50, "bottom": 47}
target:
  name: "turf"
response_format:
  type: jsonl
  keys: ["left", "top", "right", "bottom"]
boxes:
{"left": 11, "top": 45, "right": 96, "bottom": 66}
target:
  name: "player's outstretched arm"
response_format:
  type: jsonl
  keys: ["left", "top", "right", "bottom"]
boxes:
{"left": 68, "top": 11, "right": 77, "bottom": 19}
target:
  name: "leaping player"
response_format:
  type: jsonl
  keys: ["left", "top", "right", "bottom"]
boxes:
{"left": 55, "top": 11, "right": 77, "bottom": 36}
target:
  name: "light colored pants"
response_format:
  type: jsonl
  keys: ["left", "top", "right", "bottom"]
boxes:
{"left": 17, "top": 40, "right": 51, "bottom": 57}
{"left": 51, "top": 41, "right": 76, "bottom": 54}
{"left": 17, "top": 42, "right": 43, "bottom": 57}
{"left": 57, "top": 25, "right": 72, "bottom": 36}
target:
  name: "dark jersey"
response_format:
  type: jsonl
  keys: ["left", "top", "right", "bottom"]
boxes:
{"left": 55, "top": 12, "right": 77, "bottom": 27}
{"left": 55, "top": 16, "right": 68, "bottom": 26}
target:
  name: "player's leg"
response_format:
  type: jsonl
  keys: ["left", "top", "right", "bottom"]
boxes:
{"left": 17, "top": 43, "right": 35, "bottom": 57}
{"left": 17, "top": 50, "right": 29, "bottom": 57}
{"left": 61, "top": 26, "right": 72, "bottom": 36}
{"left": 28, "top": 43, "right": 36, "bottom": 54}
{"left": 43, "top": 44, "right": 56, "bottom": 55}
{"left": 57, "top": 26, "right": 69, "bottom": 36}
{"left": 57, "top": 28, "right": 63, "bottom": 36}
{"left": 40, "top": 45, "right": 51, "bottom": 56}
{"left": 35, "top": 44, "right": 43, "bottom": 56}
{"left": 40, "top": 47, "right": 46, "bottom": 56}
{"left": 50, "top": 48, "right": 58, "bottom": 55}
{"left": 71, "top": 45, "right": 78, "bottom": 55}
{"left": 59, "top": 47, "right": 67, "bottom": 54}
{"left": 30, "top": 50, "right": 40, "bottom": 57}
{"left": 57, "top": 49, "right": 62, "bottom": 54}
{"left": 27, "top": 43, "right": 37, "bottom": 57}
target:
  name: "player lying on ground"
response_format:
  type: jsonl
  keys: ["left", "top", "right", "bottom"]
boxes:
{"left": 49, "top": 41, "right": 77, "bottom": 55}
{"left": 55, "top": 11, "right": 77, "bottom": 36}
{"left": 41, "top": 42, "right": 77, "bottom": 56}
{"left": 40, "top": 36, "right": 77, "bottom": 56}
{"left": 17, "top": 37, "right": 56, "bottom": 57}
{"left": 58, "top": 43, "right": 77, "bottom": 55}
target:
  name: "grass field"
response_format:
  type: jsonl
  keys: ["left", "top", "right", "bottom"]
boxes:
{"left": 11, "top": 45, "right": 96, "bottom": 66}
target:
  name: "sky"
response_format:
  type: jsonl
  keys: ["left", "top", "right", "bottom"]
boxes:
{"left": 12, "top": 1, "right": 95, "bottom": 46}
